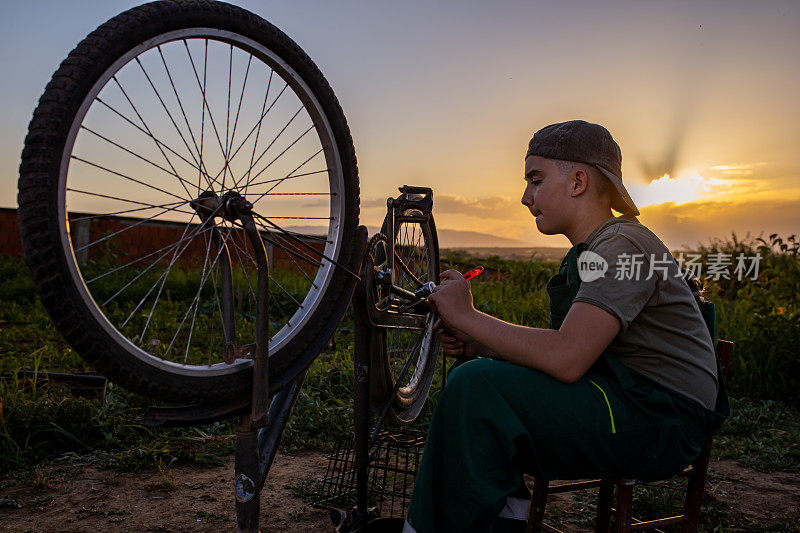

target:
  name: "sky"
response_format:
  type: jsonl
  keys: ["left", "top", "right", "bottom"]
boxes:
{"left": 2, "top": 0, "right": 798, "bottom": 249}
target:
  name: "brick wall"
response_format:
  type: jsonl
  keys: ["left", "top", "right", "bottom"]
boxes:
{"left": 0, "top": 208, "right": 23, "bottom": 258}
{"left": 1, "top": 207, "right": 325, "bottom": 272}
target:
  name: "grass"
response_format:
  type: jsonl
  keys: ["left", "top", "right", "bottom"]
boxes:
{"left": 713, "top": 396, "right": 800, "bottom": 474}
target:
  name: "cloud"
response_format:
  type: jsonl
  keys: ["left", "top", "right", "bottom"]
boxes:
{"left": 362, "top": 194, "right": 523, "bottom": 219}
{"left": 639, "top": 196, "right": 800, "bottom": 250}
{"left": 361, "top": 197, "right": 388, "bottom": 209}
{"left": 707, "top": 162, "right": 770, "bottom": 180}
{"left": 435, "top": 195, "right": 521, "bottom": 218}
{"left": 301, "top": 200, "right": 329, "bottom": 208}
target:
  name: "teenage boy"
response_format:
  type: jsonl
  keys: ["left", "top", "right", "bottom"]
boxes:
{"left": 402, "top": 120, "right": 728, "bottom": 533}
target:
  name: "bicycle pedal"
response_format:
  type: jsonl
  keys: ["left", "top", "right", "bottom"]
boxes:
{"left": 389, "top": 185, "right": 433, "bottom": 221}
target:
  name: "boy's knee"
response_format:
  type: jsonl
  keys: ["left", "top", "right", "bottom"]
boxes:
{"left": 446, "top": 358, "right": 498, "bottom": 391}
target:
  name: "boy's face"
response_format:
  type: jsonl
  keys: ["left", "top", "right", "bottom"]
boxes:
{"left": 521, "top": 155, "right": 572, "bottom": 235}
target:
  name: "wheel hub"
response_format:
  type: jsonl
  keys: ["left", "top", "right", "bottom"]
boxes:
{"left": 191, "top": 190, "right": 253, "bottom": 223}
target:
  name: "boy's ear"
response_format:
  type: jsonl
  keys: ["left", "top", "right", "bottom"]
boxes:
{"left": 570, "top": 168, "right": 589, "bottom": 197}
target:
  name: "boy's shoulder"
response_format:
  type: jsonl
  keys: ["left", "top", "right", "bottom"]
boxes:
{"left": 589, "top": 217, "right": 670, "bottom": 259}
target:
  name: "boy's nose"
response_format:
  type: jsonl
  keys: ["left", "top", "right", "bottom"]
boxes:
{"left": 521, "top": 190, "right": 533, "bottom": 207}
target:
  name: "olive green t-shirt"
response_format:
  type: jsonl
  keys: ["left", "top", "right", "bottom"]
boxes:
{"left": 573, "top": 217, "right": 719, "bottom": 409}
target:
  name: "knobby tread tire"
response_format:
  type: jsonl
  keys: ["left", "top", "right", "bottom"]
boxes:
{"left": 17, "top": 0, "right": 359, "bottom": 403}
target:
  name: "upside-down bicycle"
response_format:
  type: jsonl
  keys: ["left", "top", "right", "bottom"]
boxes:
{"left": 17, "top": 1, "right": 443, "bottom": 531}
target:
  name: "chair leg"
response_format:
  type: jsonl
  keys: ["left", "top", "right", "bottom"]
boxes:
{"left": 526, "top": 478, "right": 549, "bottom": 533}
{"left": 595, "top": 480, "right": 613, "bottom": 533}
{"left": 681, "top": 439, "right": 714, "bottom": 533}
{"left": 614, "top": 482, "right": 634, "bottom": 533}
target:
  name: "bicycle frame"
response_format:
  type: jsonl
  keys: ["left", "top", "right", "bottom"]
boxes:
{"left": 367, "top": 185, "right": 435, "bottom": 329}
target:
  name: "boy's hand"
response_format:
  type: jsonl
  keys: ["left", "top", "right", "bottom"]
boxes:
{"left": 434, "top": 319, "right": 479, "bottom": 359}
{"left": 427, "top": 269, "right": 475, "bottom": 331}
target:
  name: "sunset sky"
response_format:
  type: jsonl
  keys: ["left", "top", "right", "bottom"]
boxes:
{"left": 2, "top": 1, "right": 798, "bottom": 250}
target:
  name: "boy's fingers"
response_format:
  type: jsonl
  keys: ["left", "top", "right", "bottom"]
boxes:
{"left": 438, "top": 330, "right": 453, "bottom": 339}
{"left": 442, "top": 346, "right": 464, "bottom": 357}
{"left": 439, "top": 269, "right": 460, "bottom": 281}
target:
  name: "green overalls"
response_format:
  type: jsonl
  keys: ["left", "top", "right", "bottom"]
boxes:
{"left": 404, "top": 220, "right": 730, "bottom": 533}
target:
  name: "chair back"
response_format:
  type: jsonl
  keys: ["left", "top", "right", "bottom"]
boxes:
{"left": 716, "top": 339, "right": 733, "bottom": 380}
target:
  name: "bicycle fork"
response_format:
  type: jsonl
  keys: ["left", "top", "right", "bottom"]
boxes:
{"left": 192, "top": 191, "right": 271, "bottom": 532}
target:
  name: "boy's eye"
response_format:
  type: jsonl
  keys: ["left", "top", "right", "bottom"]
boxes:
{"left": 532, "top": 180, "right": 542, "bottom": 185}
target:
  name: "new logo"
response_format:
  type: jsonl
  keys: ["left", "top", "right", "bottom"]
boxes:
{"left": 578, "top": 251, "right": 608, "bottom": 282}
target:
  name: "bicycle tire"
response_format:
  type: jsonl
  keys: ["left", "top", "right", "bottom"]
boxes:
{"left": 370, "top": 212, "right": 440, "bottom": 424}
{"left": 17, "top": 0, "right": 359, "bottom": 403}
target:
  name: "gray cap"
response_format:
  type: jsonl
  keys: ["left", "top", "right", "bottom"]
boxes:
{"left": 526, "top": 120, "right": 639, "bottom": 216}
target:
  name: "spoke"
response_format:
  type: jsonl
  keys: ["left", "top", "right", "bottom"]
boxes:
{"left": 70, "top": 156, "right": 187, "bottom": 204}
{"left": 224, "top": 216, "right": 322, "bottom": 287}
{"left": 118, "top": 211, "right": 212, "bottom": 330}
{"left": 246, "top": 169, "right": 329, "bottom": 189}
{"left": 226, "top": 228, "right": 259, "bottom": 305}
{"left": 80, "top": 126, "right": 200, "bottom": 195}
{"left": 224, "top": 44, "right": 233, "bottom": 189}
{"left": 74, "top": 201, "right": 192, "bottom": 253}
{"left": 250, "top": 147, "right": 325, "bottom": 205}
{"left": 134, "top": 55, "right": 214, "bottom": 193}
{"left": 252, "top": 213, "right": 360, "bottom": 280}
{"left": 203, "top": 79, "right": 288, "bottom": 195}
{"left": 263, "top": 229, "right": 329, "bottom": 242}
{"left": 93, "top": 97, "right": 215, "bottom": 186}
{"left": 169, "top": 224, "right": 216, "bottom": 359}
{"left": 229, "top": 54, "right": 253, "bottom": 160}
{"left": 71, "top": 203, "right": 189, "bottom": 221}
{"left": 261, "top": 216, "right": 332, "bottom": 220}
{"left": 243, "top": 123, "right": 314, "bottom": 190}
{"left": 249, "top": 220, "right": 319, "bottom": 278}
{"left": 233, "top": 106, "right": 305, "bottom": 190}
{"left": 196, "top": 40, "right": 208, "bottom": 193}
{"left": 268, "top": 269, "right": 304, "bottom": 310}
{"left": 394, "top": 248, "right": 425, "bottom": 288}
{"left": 101, "top": 220, "right": 212, "bottom": 307}
{"left": 156, "top": 45, "right": 216, "bottom": 190}
{"left": 164, "top": 223, "right": 233, "bottom": 359}
{"left": 245, "top": 69, "right": 273, "bottom": 196}
{"left": 135, "top": 208, "right": 221, "bottom": 339}
{"left": 257, "top": 225, "right": 318, "bottom": 289}
{"left": 251, "top": 148, "right": 324, "bottom": 199}
{"left": 224, "top": 225, "right": 296, "bottom": 316}
{"left": 184, "top": 229, "right": 222, "bottom": 363}
{"left": 111, "top": 75, "right": 193, "bottom": 199}
{"left": 87, "top": 219, "right": 209, "bottom": 285}
{"left": 67, "top": 193, "right": 194, "bottom": 222}
{"left": 183, "top": 39, "right": 237, "bottom": 187}
{"left": 208, "top": 263, "right": 221, "bottom": 365}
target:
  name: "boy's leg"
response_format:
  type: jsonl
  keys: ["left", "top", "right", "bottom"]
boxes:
{"left": 403, "top": 358, "right": 680, "bottom": 533}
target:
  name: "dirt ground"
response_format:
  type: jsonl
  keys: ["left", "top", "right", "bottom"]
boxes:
{"left": 0, "top": 450, "right": 335, "bottom": 532}
{"left": 1, "top": 454, "right": 798, "bottom": 532}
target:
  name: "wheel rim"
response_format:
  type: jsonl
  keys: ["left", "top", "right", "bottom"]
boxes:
{"left": 57, "top": 29, "right": 346, "bottom": 376}
{"left": 387, "top": 217, "right": 437, "bottom": 398}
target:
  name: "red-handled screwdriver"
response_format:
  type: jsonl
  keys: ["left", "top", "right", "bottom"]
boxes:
{"left": 462, "top": 265, "right": 484, "bottom": 281}
{"left": 412, "top": 266, "right": 485, "bottom": 300}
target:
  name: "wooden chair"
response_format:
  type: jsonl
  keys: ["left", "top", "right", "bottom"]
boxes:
{"left": 526, "top": 339, "right": 733, "bottom": 533}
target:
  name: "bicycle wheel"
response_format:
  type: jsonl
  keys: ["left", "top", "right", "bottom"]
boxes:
{"left": 17, "top": 0, "right": 359, "bottom": 403}
{"left": 370, "top": 210, "right": 440, "bottom": 425}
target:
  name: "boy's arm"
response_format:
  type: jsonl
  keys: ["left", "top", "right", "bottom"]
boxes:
{"left": 429, "top": 271, "right": 620, "bottom": 383}
{"left": 463, "top": 303, "right": 619, "bottom": 382}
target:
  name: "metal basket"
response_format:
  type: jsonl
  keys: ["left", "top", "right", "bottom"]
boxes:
{"left": 313, "top": 427, "right": 426, "bottom": 519}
